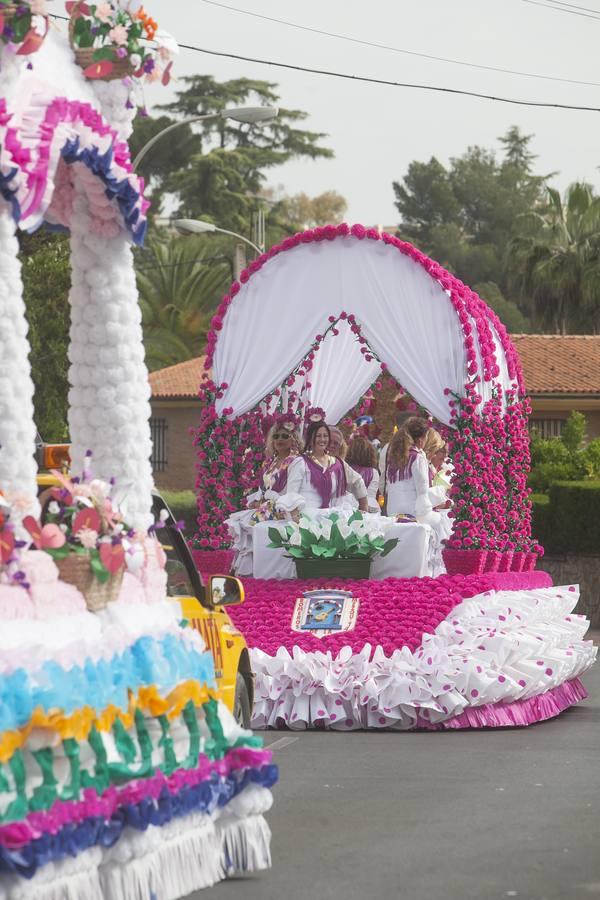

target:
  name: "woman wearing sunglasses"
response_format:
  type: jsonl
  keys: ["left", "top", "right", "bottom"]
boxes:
{"left": 225, "top": 416, "right": 303, "bottom": 575}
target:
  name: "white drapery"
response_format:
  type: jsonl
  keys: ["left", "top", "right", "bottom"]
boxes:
{"left": 213, "top": 237, "right": 514, "bottom": 426}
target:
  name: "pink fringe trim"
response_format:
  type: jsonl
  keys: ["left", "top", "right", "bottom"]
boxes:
{"left": 416, "top": 678, "right": 588, "bottom": 730}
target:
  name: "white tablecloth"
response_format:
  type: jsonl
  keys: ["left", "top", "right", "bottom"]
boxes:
{"left": 251, "top": 520, "right": 434, "bottom": 580}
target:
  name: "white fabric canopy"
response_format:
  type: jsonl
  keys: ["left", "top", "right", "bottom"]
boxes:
{"left": 213, "top": 237, "right": 512, "bottom": 426}
{"left": 262, "top": 318, "right": 380, "bottom": 425}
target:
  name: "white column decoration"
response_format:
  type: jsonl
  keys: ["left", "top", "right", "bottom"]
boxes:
{"left": 0, "top": 204, "right": 38, "bottom": 515}
{"left": 67, "top": 172, "right": 154, "bottom": 529}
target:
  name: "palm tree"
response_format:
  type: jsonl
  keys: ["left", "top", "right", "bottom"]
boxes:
{"left": 136, "top": 236, "right": 231, "bottom": 370}
{"left": 507, "top": 182, "right": 600, "bottom": 333}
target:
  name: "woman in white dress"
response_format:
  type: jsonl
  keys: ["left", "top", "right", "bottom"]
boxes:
{"left": 226, "top": 417, "right": 303, "bottom": 574}
{"left": 422, "top": 429, "right": 453, "bottom": 568}
{"left": 379, "top": 417, "right": 431, "bottom": 518}
{"left": 276, "top": 421, "right": 368, "bottom": 518}
{"left": 345, "top": 435, "right": 381, "bottom": 514}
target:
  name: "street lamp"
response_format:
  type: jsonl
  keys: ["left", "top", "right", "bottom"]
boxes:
{"left": 132, "top": 106, "right": 278, "bottom": 171}
{"left": 174, "top": 219, "right": 263, "bottom": 257}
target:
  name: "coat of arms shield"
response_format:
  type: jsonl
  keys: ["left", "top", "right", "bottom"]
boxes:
{"left": 291, "top": 589, "right": 360, "bottom": 638}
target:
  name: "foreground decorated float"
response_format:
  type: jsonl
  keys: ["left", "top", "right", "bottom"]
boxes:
{"left": 0, "top": 4, "right": 275, "bottom": 896}
{"left": 193, "top": 223, "right": 597, "bottom": 731}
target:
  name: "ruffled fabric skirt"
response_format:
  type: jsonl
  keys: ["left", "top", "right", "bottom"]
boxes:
{"left": 248, "top": 583, "right": 596, "bottom": 730}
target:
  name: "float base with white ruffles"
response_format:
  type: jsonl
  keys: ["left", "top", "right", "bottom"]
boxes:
{"left": 228, "top": 572, "right": 596, "bottom": 731}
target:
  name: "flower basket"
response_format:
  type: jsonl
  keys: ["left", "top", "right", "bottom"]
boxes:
{"left": 69, "top": 1, "right": 135, "bottom": 81}
{"left": 497, "top": 551, "right": 514, "bottom": 573}
{"left": 522, "top": 552, "right": 538, "bottom": 571}
{"left": 190, "top": 548, "right": 234, "bottom": 582}
{"left": 511, "top": 551, "right": 527, "bottom": 572}
{"left": 55, "top": 553, "right": 123, "bottom": 612}
{"left": 484, "top": 550, "right": 501, "bottom": 573}
{"left": 71, "top": 45, "right": 135, "bottom": 80}
{"left": 442, "top": 548, "right": 488, "bottom": 576}
{"left": 293, "top": 556, "right": 372, "bottom": 580}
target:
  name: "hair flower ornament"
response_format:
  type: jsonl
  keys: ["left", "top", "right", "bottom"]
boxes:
{"left": 274, "top": 412, "right": 300, "bottom": 432}
{"left": 305, "top": 406, "right": 327, "bottom": 425}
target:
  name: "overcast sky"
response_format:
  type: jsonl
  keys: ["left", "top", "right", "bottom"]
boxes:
{"left": 144, "top": 0, "right": 600, "bottom": 226}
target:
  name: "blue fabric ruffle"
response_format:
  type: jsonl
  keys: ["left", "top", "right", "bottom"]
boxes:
{"left": 0, "top": 635, "right": 216, "bottom": 734}
{"left": 61, "top": 136, "right": 146, "bottom": 245}
{"left": 0, "top": 764, "right": 278, "bottom": 878}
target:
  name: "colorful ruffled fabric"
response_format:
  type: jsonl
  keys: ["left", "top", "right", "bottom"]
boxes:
{"left": 0, "top": 634, "right": 215, "bottom": 735}
{"left": 0, "top": 101, "right": 22, "bottom": 219}
{"left": 0, "top": 94, "right": 147, "bottom": 244}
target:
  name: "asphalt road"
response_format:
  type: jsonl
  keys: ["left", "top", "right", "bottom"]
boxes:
{"left": 201, "top": 646, "right": 600, "bottom": 900}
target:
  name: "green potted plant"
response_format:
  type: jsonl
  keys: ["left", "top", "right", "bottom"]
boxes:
{"left": 268, "top": 510, "right": 398, "bottom": 579}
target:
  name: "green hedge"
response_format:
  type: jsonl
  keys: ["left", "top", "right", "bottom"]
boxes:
{"left": 531, "top": 481, "right": 600, "bottom": 556}
{"left": 160, "top": 490, "right": 198, "bottom": 538}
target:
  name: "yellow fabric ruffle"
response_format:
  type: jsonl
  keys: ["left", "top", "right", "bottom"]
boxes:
{"left": 0, "top": 680, "right": 213, "bottom": 764}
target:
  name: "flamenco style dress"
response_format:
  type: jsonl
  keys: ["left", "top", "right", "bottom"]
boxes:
{"left": 226, "top": 454, "right": 297, "bottom": 576}
{"left": 275, "top": 453, "right": 367, "bottom": 516}
{"left": 379, "top": 445, "right": 449, "bottom": 575}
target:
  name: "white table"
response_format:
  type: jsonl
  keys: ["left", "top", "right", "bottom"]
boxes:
{"left": 250, "top": 519, "right": 434, "bottom": 580}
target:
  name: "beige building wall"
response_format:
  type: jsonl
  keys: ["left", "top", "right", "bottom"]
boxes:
{"left": 150, "top": 401, "right": 198, "bottom": 491}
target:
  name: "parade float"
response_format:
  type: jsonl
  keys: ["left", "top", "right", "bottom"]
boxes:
{"left": 0, "top": 3, "right": 275, "bottom": 896}
{"left": 193, "top": 224, "right": 597, "bottom": 731}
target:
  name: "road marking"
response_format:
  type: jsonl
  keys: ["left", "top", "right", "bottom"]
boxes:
{"left": 265, "top": 736, "right": 299, "bottom": 751}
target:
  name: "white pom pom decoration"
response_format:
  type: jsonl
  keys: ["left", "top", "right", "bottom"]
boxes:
{"left": 67, "top": 177, "right": 154, "bottom": 529}
{"left": 0, "top": 205, "right": 38, "bottom": 517}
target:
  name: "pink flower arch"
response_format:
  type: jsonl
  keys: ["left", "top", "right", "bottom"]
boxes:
{"left": 193, "top": 224, "right": 535, "bottom": 557}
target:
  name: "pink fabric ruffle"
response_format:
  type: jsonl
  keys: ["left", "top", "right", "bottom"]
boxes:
{"left": 416, "top": 677, "right": 588, "bottom": 729}
{"left": 2, "top": 93, "right": 147, "bottom": 238}
{"left": 0, "top": 745, "right": 272, "bottom": 847}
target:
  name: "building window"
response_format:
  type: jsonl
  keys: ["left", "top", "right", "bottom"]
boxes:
{"left": 530, "top": 418, "right": 565, "bottom": 439}
{"left": 150, "top": 417, "right": 168, "bottom": 471}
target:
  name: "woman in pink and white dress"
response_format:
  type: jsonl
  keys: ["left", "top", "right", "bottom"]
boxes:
{"left": 276, "top": 420, "right": 368, "bottom": 518}
{"left": 378, "top": 417, "right": 431, "bottom": 518}
{"left": 379, "top": 417, "right": 450, "bottom": 574}
{"left": 226, "top": 418, "right": 303, "bottom": 574}
{"left": 345, "top": 435, "right": 381, "bottom": 514}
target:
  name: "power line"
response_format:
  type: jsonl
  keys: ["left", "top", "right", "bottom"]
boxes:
{"left": 198, "top": 0, "right": 600, "bottom": 89}
{"left": 174, "top": 44, "right": 600, "bottom": 113}
{"left": 522, "top": 0, "right": 600, "bottom": 19}
{"left": 48, "top": 14, "right": 600, "bottom": 113}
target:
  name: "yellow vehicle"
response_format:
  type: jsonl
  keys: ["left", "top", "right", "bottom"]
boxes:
{"left": 151, "top": 492, "right": 253, "bottom": 727}
{"left": 36, "top": 471, "right": 253, "bottom": 727}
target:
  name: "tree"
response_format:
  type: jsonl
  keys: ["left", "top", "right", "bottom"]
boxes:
{"left": 392, "top": 157, "right": 459, "bottom": 247}
{"left": 136, "top": 235, "right": 230, "bottom": 371}
{"left": 131, "top": 75, "right": 334, "bottom": 236}
{"left": 19, "top": 232, "right": 71, "bottom": 441}
{"left": 274, "top": 189, "right": 347, "bottom": 230}
{"left": 508, "top": 183, "right": 600, "bottom": 333}
{"left": 262, "top": 187, "right": 348, "bottom": 240}
{"left": 392, "top": 127, "right": 547, "bottom": 300}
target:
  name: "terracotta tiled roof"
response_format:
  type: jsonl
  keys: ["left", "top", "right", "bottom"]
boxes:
{"left": 149, "top": 336, "right": 600, "bottom": 400}
{"left": 148, "top": 357, "right": 209, "bottom": 399}
{"left": 512, "top": 335, "right": 600, "bottom": 394}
